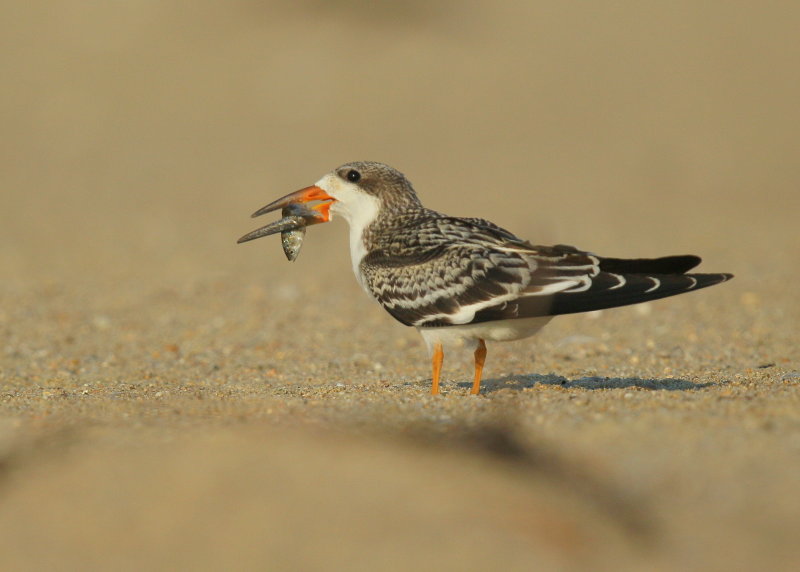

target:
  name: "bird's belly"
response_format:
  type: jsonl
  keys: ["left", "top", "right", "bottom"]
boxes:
{"left": 417, "top": 316, "right": 552, "bottom": 351}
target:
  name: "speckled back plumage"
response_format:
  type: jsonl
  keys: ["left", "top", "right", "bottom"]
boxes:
{"left": 350, "top": 162, "right": 732, "bottom": 329}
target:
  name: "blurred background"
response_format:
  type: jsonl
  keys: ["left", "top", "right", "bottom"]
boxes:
{"left": 2, "top": 1, "right": 798, "bottom": 294}
{"left": 1, "top": 2, "right": 800, "bottom": 570}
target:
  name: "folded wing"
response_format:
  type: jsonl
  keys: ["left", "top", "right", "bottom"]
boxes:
{"left": 359, "top": 217, "right": 733, "bottom": 328}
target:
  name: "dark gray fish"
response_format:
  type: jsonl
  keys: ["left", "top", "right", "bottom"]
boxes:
{"left": 237, "top": 203, "right": 325, "bottom": 262}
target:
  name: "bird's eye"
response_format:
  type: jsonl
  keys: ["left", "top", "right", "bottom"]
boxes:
{"left": 346, "top": 169, "right": 361, "bottom": 183}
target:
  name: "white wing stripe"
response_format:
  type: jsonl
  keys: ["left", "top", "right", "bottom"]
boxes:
{"left": 563, "top": 275, "right": 593, "bottom": 293}
{"left": 519, "top": 280, "right": 582, "bottom": 297}
{"left": 410, "top": 291, "right": 522, "bottom": 326}
{"left": 644, "top": 277, "right": 661, "bottom": 293}
{"left": 608, "top": 273, "right": 626, "bottom": 290}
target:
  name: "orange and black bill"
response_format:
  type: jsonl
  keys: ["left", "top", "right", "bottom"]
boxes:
{"left": 251, "top": 185, "right": 334, "bottom": 218}
{"left": 237, "top": 186, "right": 335, "bottom": 244}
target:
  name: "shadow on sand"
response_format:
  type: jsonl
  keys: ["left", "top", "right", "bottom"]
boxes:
{"left": 462, "top": 373, "right": 715, "bottom": 393}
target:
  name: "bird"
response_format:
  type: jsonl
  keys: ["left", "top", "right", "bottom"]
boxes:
{"left": 241, "top": 161, "right": 733, "bottom": 395}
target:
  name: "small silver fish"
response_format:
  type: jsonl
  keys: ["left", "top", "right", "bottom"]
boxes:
{"left": 237, "top": 202, "right": 325, "bottom": 262}
{"left": 279, "top": 208, "right": 309, "bottom": 262}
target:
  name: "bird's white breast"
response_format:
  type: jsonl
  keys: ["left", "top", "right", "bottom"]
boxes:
{"left": 315, "top": 174, "right": 382, "bottom": 293}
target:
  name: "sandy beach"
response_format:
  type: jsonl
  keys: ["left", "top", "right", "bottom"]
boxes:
{"left": 1, "top": 2, "right": 799, "bottom": 570}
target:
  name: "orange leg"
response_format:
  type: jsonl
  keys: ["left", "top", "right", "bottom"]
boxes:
{"left": 470, "top": 339, "right": 487, "bottom": 395}
{"left": 431, "top": 342, "right": 444, "bottom": 395}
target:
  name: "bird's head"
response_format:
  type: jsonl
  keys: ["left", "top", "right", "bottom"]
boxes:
{"left": 249, "top": 161, "right": 421, "bottom": 229}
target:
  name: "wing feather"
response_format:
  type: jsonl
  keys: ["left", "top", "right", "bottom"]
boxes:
{"left": 359, "top": 214, "right": 732, "bottom": 328}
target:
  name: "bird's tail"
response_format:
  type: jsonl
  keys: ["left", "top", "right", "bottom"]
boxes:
{"left": 546, "top": 255, "right": 733, "bottom": 315}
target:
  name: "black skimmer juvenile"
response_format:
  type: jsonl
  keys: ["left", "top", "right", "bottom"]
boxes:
{"left": 240, "top": 161, "right": 733, "bottom": 395}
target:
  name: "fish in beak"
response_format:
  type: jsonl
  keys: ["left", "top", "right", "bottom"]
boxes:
{"left": 237, "top": 185, "right": 336, "bottom": 261}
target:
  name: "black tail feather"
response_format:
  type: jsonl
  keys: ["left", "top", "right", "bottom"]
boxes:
{"left": 545, "top": 272, "right": 733, "bottom": 316}
{"left": 599, "top": 255, "right": 702, "bottom": 275}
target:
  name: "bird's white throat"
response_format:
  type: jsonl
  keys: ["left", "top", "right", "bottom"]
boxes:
{"left": 315, "top": 174, "right": 382, "bottom": 293}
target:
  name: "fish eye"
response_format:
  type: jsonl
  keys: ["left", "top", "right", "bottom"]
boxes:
{"left": 346, "top": 169, "right": 361, "bottom": 183}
